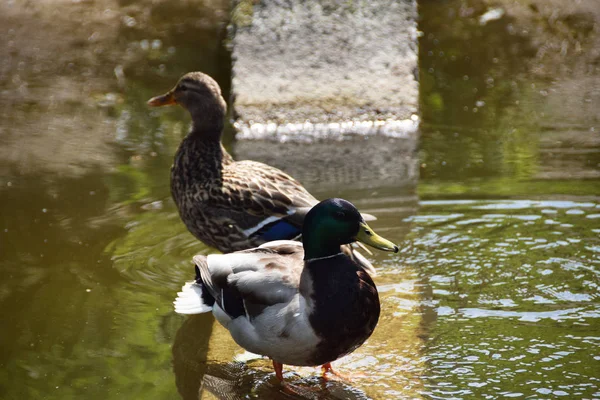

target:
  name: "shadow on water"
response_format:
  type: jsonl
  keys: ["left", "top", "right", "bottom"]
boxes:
{"left": 172, "top": 314, "right": 212, "bottom": 400}
{"left": 0, "top": 0, "right": 599, "bottom": 399}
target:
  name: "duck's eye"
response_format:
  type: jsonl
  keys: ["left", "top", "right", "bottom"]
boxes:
{"left": 335, "top": 211, "right": 346, "bottom": 219}
{"left": 178, "top": 85, "right": 187, "bottom": 92}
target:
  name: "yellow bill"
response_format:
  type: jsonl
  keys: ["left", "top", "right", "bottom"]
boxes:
{"left": 355, "top": 222, "right": 398, "bottom": 253}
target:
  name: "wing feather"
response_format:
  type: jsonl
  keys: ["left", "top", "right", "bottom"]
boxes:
{"left": 200, "top": 242, "right": 304, "bottom": 320}
{"left": 221, "top": 161, "right": 318, "bottom": 218}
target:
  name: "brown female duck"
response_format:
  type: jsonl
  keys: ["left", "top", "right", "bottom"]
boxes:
{"left": 148, "top": 72, "right": 375, "bottom": 272}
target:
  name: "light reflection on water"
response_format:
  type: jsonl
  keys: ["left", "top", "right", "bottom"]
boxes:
{"left": 369, "top": 198, "right": 600, "bottom": 399}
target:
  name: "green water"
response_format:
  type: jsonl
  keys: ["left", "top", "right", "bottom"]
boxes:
{"left": 1, "top": 0, "right": 599, "bottom": 399}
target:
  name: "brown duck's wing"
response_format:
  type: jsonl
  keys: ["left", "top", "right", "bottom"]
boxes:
{"left": 208, "top": 160, "right": 377, "bottom": 249}
{"left": 225, "top": 160, "right": 376, "bottom": 219}
{"left": 204, "top": 161, "right": 318, "bottom": 239}
{"left": 221, "top": 160, "right": 318, "bottom": 215}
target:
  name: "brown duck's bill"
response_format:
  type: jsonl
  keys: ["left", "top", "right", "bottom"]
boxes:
{"left": 355, "top": 222, "right": 399, "bottom": 253}
{"left": 147, "top": 91, "right": 176, "bottom": 107}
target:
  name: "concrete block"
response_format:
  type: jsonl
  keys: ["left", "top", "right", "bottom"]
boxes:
{"left": 231, "top": 0, "right": 419, "bottom": 139}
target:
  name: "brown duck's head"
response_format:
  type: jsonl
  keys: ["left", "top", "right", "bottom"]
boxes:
{"left": 147, "top": 72, "right": 226, "bottom": 129}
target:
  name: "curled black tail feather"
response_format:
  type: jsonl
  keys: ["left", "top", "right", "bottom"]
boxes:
{"left": 194, "top": 265, "right": 215, "bottom": 307}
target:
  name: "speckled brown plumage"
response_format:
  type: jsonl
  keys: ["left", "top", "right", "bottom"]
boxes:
{"left": 170, "top": 130, "right": 316, "bottom": 251}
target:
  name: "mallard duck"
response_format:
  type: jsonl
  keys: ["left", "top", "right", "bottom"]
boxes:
{"left": 147, "top": 72, "right": 376, "bottom": 273}
{"left": 174, "top": 198, "right": 398, "bottom": 383}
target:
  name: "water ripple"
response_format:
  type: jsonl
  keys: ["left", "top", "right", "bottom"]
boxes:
{"left": 379, "top": 198, "right": 600, "bottom": 399}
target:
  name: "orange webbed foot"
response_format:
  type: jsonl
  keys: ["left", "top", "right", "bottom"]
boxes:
{"left": 321, "top": 362, "right": 368, "bottom": 382}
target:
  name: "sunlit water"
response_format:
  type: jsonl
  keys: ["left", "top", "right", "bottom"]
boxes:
{"left": 1, "top": 0, "right": 599, "bottom": 399}
{"left": 373, "top": 199, "right": 600, "bottom": 399}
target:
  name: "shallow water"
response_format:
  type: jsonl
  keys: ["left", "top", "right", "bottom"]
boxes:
{"left": 1, "top": 0, "right": 599, "bottom": 399}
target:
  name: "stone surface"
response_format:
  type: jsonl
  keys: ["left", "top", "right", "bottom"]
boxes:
{"left": 231, "top": 0, "right": 419, "bottom": 138}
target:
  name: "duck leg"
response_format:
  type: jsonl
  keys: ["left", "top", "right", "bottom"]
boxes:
{"left": 272, "top": 360, "right": 285, "bottom": 382}
{"left": 272, "top": 360, "right": 310, "bottom": 395}
{"left": 321, "top": 362, "right": 352, "bottom": 381}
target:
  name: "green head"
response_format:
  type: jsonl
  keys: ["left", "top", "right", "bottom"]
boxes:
{"left": 302, "top": 198, "right": 398, "bottom": 260}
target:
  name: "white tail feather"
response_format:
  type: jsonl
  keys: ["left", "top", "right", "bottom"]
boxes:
{"left": 173, "top": 281, "right": 213, "bottom": 315}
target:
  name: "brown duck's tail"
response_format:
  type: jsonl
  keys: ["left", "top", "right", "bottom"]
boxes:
{"left": 342, "top": 244, "right": 377, "bottom": 277}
